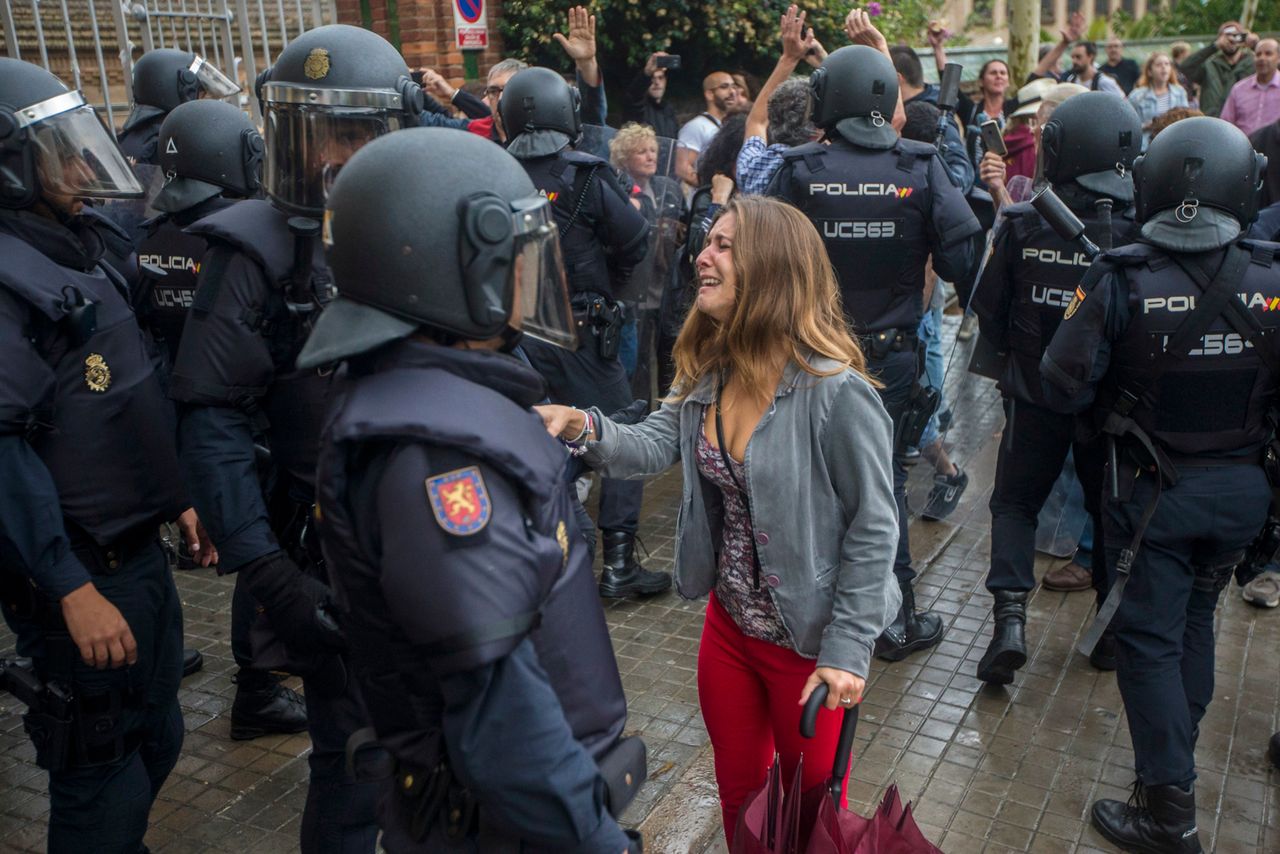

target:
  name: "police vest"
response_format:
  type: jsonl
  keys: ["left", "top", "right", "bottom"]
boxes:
{"left": 777, "top": 137, "right": 937, "bottom": 334}
{"left": 137, "top": 215, "right": 210, "bottom": 365}
{"left": 117, "top": 108, "right": 165, "bottom": 167}
{"left": 524, "top": 150, "right": 614, "bottom": 298}
{"left": 1100, "top": 239, "right": 1280, "bottom": 457}
{"left": 999, "top": 201, "right": 1136, "bottom": 407}
{"left": 0, "top": 230, "right": 186, "bottom": 544}
{"left": 185, "top": 199, "right": 334, "bottom": 489}
{"left": 315, "top": 353, "right": 628, "bottom": 779}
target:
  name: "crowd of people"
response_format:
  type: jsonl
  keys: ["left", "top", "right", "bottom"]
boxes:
{"left": 3, "top": 5, "right": 1280, "bottom": 854}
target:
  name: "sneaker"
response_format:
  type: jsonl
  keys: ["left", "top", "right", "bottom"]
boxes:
{"left": 957, "top": 315, "right": 977, "bottom": 341}
{"left": 900, "top": 447, "right": 922, "bottom": 465}
{"left": 922, "top": 467, "right": 968, "bottom": 522}
{"left": 1043, "top": 561, "right": 1093, "bottom": 592}
{"left": 1242, "top": 571, "right": 1280, "bottom": 608}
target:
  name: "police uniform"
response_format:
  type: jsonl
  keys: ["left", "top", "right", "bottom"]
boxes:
{"left": 1041, "top": 115, "right": 1279, "bottom": 853}
{"left": 116, "top": 107, "right": 166, "bottom": 165}
{"left": 116, "top": 48, "right": 239, "bottom": 166}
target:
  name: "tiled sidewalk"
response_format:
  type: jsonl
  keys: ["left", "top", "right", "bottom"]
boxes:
{"left": 2, "top": 317, "right": 1279, "bottom": 852}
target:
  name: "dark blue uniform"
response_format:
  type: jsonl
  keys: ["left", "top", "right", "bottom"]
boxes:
{"left": 116, "top": 106, "right": 166, "bottom": 166}
{"left": 972, "top": 195, "right": 1137, "bottom": 596}
{"left": 315, "top": 342, "right": 641, "bottom": 852}
{"left": 767, "top": 135, "right": 982, "bottom": 586}
{"left": 168, "top": 198, "right": 378, "bottom": 851}
{"left": 517, "top": 150, "right": 649, "bottom": 538}
{"left": 0, "top": 208, "right": 187, "bottom": 853}
{"left": 1042, "top": 237, "right": 1280, "bottom": 787}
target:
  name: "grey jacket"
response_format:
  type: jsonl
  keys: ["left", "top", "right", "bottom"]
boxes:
{"left": 585, "top": 357, "right": 901, "bottom": 679}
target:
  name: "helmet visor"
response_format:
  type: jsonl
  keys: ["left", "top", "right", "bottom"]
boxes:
{"left": 512, "top": 197, "right": 576, "bottom": 350}
{"left": 263, "top": 102, "right": 400, "bottom": 213}
{"left": 27, "top": 101, "right": 144, "bottom": 199}
{"left": 190, "top": 56, "right": 241, "bottom": 99}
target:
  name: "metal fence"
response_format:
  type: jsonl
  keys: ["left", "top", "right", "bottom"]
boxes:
{"left": 1, "top": 0, "right": 338, "bottom": 129}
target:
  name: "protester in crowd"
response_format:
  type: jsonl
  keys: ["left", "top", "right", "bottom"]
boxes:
{"left": 1179, "top": 20, "right": 1257, "bottom": 117}
{"left": 1220, "top": 38, "right": 1280, "bottom": 137}
{"left": 1169, "top": 41, "right": 1198, "bottom": 105}
{"left": 1149, "top": 105, "right": 1204, "bottom": 140}
{"left": 1128, "top": 52, "right": 1190, "bottom": 147}
{"left": 957, "top": 58, "right": 1016, "bottom": 129}
{"left": 537, "top": 194, "right": 901, "bottom": 846}
{"left": 416, "top": 67, "right": 492, "bottom": 120}
{"left": 731, "top": 71, "right": 760, "bottom": 110}
{"left": 1031, "top": 11, "right": 1086, "bottom": 84}
{"left": 1001, "top": 103, "right": 1039, "bottom": 182}
{"left": 676, "top": 71, "right": 742, "bottom": 186}
{"left": 1064, "top": 41, "right": 1125, "bottom": 95}
{"left": 736, "top": 5, "right": 824, "bottom": 195}
{"left": 891, "top": 47, "right": 973, "bottom": 190}
{"left": 624, "top": 52, "right": 680, "bottom": 139}
{"left": 611, "top": 122, "right": 684, "bottom": 217}
{"left": 1100, "top": 38, "right": 1140, "bottom": 94}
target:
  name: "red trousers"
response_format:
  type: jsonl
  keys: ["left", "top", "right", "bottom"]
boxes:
{"left": 697, "top": 594, "right": 852, "bottom": 845}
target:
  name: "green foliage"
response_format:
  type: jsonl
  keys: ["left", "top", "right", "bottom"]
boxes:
{"left": 1110, "top": 0, "right": 1280, "bottom": 40}
{"left": 1085, "top": 16, "right": 1108, "bottom": 42}
{"left": 498, "top": 0, "right": 946, "bottom": 93}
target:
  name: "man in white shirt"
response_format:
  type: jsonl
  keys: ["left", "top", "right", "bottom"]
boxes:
{"left": 676, "top": 71, "right": 740, "bottom": 187}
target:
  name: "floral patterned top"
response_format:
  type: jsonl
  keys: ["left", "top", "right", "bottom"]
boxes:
{"left": 694, "top": 413, "right": 792, "bottom": 647}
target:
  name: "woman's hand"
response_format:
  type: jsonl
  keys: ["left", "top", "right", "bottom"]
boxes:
{"left": 534, "top": 404, "right": 588, "bottom": 440}
{"left": 979, "top": 150, "right": 1006, "bottom": 192}
{"left": 799, "top": 667, "right": 866, "bottom": 711}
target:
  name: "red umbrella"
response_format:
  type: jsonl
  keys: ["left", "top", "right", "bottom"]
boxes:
{"left": 799, "top": 685, "right": 943, "bottom": 854}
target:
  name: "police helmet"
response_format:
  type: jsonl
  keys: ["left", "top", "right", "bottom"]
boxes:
{"left": 1040, "top": 91, "right": 1141, "bottom": 203}
{"left": 258, "top": 24, "right": 425, "bottom": 216}
{"left": 152, "top": 99, "right": 263, "bottom": 213}
{"left": 130, "top": 48, "right": 240, "bottom": 113}
{"left": 0, "top": 57, "right": 143, "bottom": 210}
{"left": 297, "top": 128, "right": 577, "bottom": 368}
{"left": 810, "top": 45, "right": 898, "bottom": 149}
{"left": 498, "top": 67, "right": 582, "bottom": 158}
{"left": 1133, "top": 116, "right": 1266, "bottom": 228}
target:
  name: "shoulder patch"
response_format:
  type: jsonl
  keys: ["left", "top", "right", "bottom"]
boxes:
{"left": 425, "top": 466, "right": 492, "bottom": 536}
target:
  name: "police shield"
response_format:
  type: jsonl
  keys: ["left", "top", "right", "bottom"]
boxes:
{"left": 575, "top": 123, "right": 616, "bottom": 162}
{"left": 95, "top": 163, "right": 165, "bottom": 237}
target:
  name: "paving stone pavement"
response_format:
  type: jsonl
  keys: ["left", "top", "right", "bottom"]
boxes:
{"left": 2, "top": 315, "right": 1279, "bottom": 852}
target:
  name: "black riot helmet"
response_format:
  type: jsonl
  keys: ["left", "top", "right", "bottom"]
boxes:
{"left": 130, "top": 48, "right": 240, "bottom": 113}
{"left": 1040, "top": 91, "right": 1141, "bottom": 203}
{"left": 152, "top": 99, "right": 263, "bottom": 213}
{"left": 258, "top": 24, "right": 425, "bottom": 217}
{"left": 1133, "top": 116, "right": 1266, "bottom": 227}
{"left": 296, "top": 128, "right": 577, "bottom": 369}
{"left": 810, "top": 45, "right": 898, "bottom": 149}
{"left": 0, "top": 57, "right": 143, "bottom": 210}
{"left": 498, "top": 67, "right": 582, "bottom": 159}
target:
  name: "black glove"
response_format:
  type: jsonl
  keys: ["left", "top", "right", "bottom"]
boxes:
{"left": 241, "top": 551, "right": 346, "bottom": 653}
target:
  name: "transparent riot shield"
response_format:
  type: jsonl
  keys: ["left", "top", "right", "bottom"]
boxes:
{"left": 94, "top": 162, "right": 165, "bottom": 241}
{"left": 576, "top": 123, "right": 616, "bottom": 163}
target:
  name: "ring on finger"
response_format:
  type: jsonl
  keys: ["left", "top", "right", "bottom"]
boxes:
{"left": 840, "top": 696, "right": 854, "bottom": 705}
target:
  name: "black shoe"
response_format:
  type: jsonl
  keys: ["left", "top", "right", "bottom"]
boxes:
{"left": 1090, "top": 631, "right": 1117, "bottom": 671}
{"left": 1269, "top": 732, "right": 1280, "bottom": 770}
{"left": 230, "top": 671, "right": 309, "bottom": 740}
{"left": 976, "top": 591, "right": 1027, "bottom": 685}
{"left": 876, "top": 580, "right": 945, "bottom": 662}
{"left": 1091, "top": 781, "right": 1203, "bottom": 853}
{"left": 599, "top": 531, "right": 671, "bottom": 598}
{"left": 182, "top": 647, "right": 204, "bottom": 678}
{"left": 922, "top": 467, "right": 968, "bottom": 522}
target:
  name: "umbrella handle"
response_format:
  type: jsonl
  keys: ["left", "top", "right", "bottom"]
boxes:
{"left": 800, "top": 683, "right": 860, "bottom": 805}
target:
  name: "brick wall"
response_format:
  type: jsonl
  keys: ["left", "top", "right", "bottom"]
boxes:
{"left": 334, "top": 0, "right": 507, "bottom": 85}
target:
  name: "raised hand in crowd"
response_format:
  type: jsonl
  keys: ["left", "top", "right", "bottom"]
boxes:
{"left": 416, "top": 67, "right": 456, "bottom": 102}
{"left": 553, "top": 5, "right": 601, "bottom": 87}
{"left": 1035, "top": 10, "right": 1085, "bottom": 79}
{"left": 926, "top": 19, "right": 948, "bottom": 74}
{"left": 710, "top": 173, "right": 735, "bottom": 205}
{"left": 745, "top": 5, "right": 816, "bottom": 143}
{"left": 644, "top": 51, "right": 671, "bottom": 78}
{"left": 979, "top": 150, "right": 1012, "bottom": 212}
{"left": 1062, "top": 10, "right": 1085, "bottom": 44}
{"left": 844, "top": 8, "right": 906, "bottom": 130}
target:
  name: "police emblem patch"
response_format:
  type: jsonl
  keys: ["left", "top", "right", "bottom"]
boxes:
{"left": 304, "top": 48, "right": 330, "bottom": 80}
{"left": 556, "top": 520, "right": 569, "bottom": 567}
{"left": 84, "top": 353, "right": 111, "bottom": 392}
{"left": 1063, "top": 285, "right": 1086, "bottom": 320}
{"left": 425, "top": 467, "right": 491, "bottom": 535}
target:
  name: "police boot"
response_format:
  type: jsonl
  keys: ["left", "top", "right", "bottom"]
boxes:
{"left": 875, "top": 580, "right": 945, "bottom": 662}
{"left": 230, "top": 670, "right": 309, "bottom": 741}
{"left": 1091, "top": 781, "right": 1203, "bottom": 854}
{"left": 182, "top": 647, "right": 204, "bottom": 678}
{"left": 598, "top": 531, "right": 672, "bottom": 599}
{"left": 976, "top": 591, "right": 1027, "bottom": 685}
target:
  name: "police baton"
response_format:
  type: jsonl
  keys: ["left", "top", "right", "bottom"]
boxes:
{"left": 933, "top": 62, "right": 963, "bottom": 152}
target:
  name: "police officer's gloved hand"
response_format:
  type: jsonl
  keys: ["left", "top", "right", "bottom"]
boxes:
{"left": 241, "top": 551, "right": 347, "bottom": 653}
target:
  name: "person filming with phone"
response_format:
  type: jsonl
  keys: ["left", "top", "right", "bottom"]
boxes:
{"left": 1178, "top": 20, "right": 1258, "bottom": 117}
{"left": 624, "top": 52, "right": 680, "bottom": 140}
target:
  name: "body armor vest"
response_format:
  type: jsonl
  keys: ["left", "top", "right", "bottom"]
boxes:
{"left": 1100, "top": 239, "right": 1280, "bottom": 457}
{"left": 316, "top": 350, "right": 628, "bottom": 783}
{"left": 779, "top": 137, "right": 937, "bottom": 334}
{"left": 186, "top": 199, "right": 333, "bottom": 489}
{"left": 0, "top": 230, "right": 186, "bottom": 544}
{"left": 137, "top": 216, "right": 211, "bottom": 365}
{"left": 999, "top": 201, "right": 1135, "bottom": 407}
{"left": 524, "top": 150, "right": 613, "bottom": 297}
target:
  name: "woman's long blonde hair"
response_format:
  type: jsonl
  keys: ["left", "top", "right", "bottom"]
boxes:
{"left": 669, "top": 195, "right": 874, "bottom": 402}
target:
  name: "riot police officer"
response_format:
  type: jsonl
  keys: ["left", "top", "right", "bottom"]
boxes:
{"left": 297, "top": 125, "right": 644, "bottom": 854}
{"left": 499, "top": 66, "right": 670, "bottom": 598}
{"left": 168, "top": 24, "right": 425, "bottom": 851}
{"left": 0, "top": 57, "right": 195, "bottom": 852}
{"left": 1042, "top": 117, "right": 1279, "bottom": 853}
{"left": 135, "top": 98, "right": 308, "bottom": 737}
{"left": 970, "top": 91, "right": 1142, "bottom": 685}
{"left": 766, "top": 45, "right": 982, "bottom": 660}
{"left": 117, "top": 47, "right": 240, "bottom": 165}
